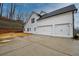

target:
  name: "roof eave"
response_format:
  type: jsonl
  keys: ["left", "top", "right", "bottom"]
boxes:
{"left": 37, "top": 9, "right": 77, "bottom": 21}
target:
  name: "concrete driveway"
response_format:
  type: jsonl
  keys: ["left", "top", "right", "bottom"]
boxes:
{"left": 0, "top": 34, "right": 79, "bottom": 56}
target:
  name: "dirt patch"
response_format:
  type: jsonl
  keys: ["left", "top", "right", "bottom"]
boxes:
{"left": 0, "top": 33, "right": 31, "bottom": 42}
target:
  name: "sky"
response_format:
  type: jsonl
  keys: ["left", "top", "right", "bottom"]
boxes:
{"left": 2, "top": 3, "right": 79, "bottom": 28}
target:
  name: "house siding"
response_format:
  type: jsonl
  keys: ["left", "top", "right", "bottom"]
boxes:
{"left": 36, "top": 12, "right": 73, "bottom": 38}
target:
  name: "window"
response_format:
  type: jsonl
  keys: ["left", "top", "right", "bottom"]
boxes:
{"left": 29, "top": 28, "right": 31, "bottom": 31}
{"left": 27, "top": 28, "right": 29, "bottom": 31}
{"left": 27, "top": 28, "right": 31, "bottom": 31}
{"left": 31, "top": 18, "right": 35, "bottom": 23}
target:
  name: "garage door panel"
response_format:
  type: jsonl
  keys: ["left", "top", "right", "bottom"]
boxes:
{"left": 37, "top": 26, "right": 52, "bottom": 35}
{"left": 55, "top": 24, "right": 70, "bottom": 36}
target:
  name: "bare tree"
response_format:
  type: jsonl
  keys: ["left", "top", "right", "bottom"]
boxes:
{"left": 9, "top": 3, "right": 16, "bottom": 19}
{"left": 6, "top": 6, "right": 9, "bottom": 18}
{"left": 16, "top": 11, "right": 22, "bottom": 20}
{"left": 16, "top": 11, "right": 28, "bottom": 23}
{"left": 0, "top": 3, "right": 3, "bottom": 17}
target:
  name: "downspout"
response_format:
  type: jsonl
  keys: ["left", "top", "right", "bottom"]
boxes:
{"left": 72, "top": 11, "right": 75, "bottom": 38}
{"left": 73, "top": 9, "right": 77, "bottom": 38}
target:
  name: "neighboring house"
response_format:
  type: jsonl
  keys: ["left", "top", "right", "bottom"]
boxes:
{"left": 24, "top": 5, "right": 77, "bottom": 38}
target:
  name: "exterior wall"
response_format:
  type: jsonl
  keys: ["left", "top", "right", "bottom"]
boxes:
{"left": 24, "top": 13, "right": 40, "bottom": 33}
{"left": 24, "top": 11, "right": 74, "bottom": 38}
{"left": 36, "top": 12, "right": 73, "bottom": 38}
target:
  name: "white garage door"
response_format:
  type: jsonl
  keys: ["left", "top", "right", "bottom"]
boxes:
{"left": 37, "top": 26, "right": 52, "bottom": 35}
{"left": 55, "top": 24, "right": 70, "bottom": 37}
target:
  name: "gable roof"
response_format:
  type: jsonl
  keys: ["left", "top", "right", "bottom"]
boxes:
{"left": 37, "top": 4, "right": 77, "bottom": 21}
{"left": 25, "top": 11, "right": 41, "bottom": 24}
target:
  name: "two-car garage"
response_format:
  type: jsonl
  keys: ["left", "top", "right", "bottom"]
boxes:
{"left": 36, "top": 23, "right": 71, "bottom": 37}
